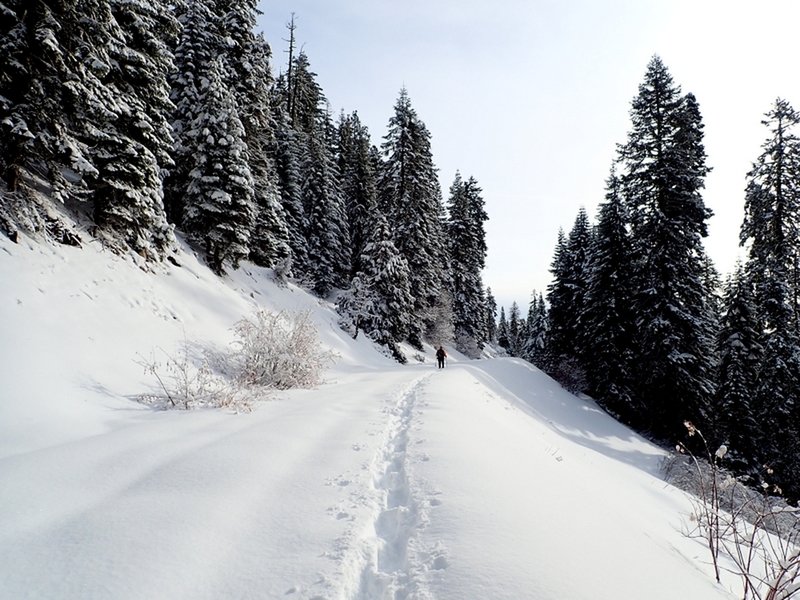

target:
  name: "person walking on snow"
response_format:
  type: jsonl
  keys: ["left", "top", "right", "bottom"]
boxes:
{"left": 436, "top": 345, "right": 447, "bottom": 369}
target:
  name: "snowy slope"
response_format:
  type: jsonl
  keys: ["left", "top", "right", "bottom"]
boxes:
{"left": 0, "top": 235, "right": 738, "bottom": 599}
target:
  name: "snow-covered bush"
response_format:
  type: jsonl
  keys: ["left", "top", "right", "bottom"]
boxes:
{"left": 137, "top": 342, "right": 239, "bottom": 410}
{"left": 455, "top": 331, "right": 481, "bottom": 359}
{"left": 231, "top": 309, "right": 335, "bottom": 389}
{"left": 667, "top": 423, "right": 800, "bottom": 598}
{"left": 138, "top": 310, "right": 336, "bottom": 410}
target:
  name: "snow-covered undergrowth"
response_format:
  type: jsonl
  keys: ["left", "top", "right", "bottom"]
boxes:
{"left": 0, "top": 234, "right": 744, "bottom": 599}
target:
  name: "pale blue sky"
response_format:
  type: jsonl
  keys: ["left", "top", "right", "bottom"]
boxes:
{"left": 258, "top": 1, "right": 800, "bottom": 310}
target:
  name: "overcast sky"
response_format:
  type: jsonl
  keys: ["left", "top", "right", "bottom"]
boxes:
{"left": 257, "top": 1, "right": 800, "bottom": 311}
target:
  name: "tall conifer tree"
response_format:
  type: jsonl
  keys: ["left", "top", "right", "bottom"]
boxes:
{"left": 337, "top": 111, "right": 380, "bottom": 279}
{"left": 716, "top": 266, "right": 763, "bottom": 472}
{"left": 484, "top": 287, "right": 498, "bottom": 344}
{"left": 164, "top": 0, "right": 218, "bottom": 225}
{"left": 302, "top": 113, "right": 350, "bottom": 295}
{"left": 739, "top": 99, "right": 800, "bottom": 492}
{"left": 182, "top": 57, "right": 255, "bottom": 274}
{"left": 337, "top": 213, "right": 413, "bottom": 362}
{"left": 379, "top": 88, "right": 448, "bottom": 347}
{"left": 447, "top": 173, "right": 489, "bottom": 353}
{"left": 545, "top": 210, "right": 592, "bottom": 386}
{"left": 619, "top": 57, "right": 716, "bottom": 440}
{"left": 581, "top": 170, "right": 638, "bottom": 423}
{"left": 87, "top": 0, "right": 177, "bottom": 258}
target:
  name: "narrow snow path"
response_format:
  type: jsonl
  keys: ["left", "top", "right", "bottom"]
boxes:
{"left": 350, "top": 373, "right": 436, "bottom": 600}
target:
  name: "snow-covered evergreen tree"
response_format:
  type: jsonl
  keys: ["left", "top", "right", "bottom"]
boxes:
{"left": 741, "top": 99, "right": 800, "bottom": 334}
{"left": 739, "top": 98, "right": 800, "bottom": 493}
{"left": 288, "top": 51, "right": 323, "bottom": 138}
{"left": 715, "top": 265, "right": 763, "bottom": 473}
{"left": 337, "top": 213, "right": 413, "bottom": 362}
{"left": 522, "top": 291, "right": 548, "bottom": 368}
{"left": 246, "top": 57, "right": 292, "bottom": 269}
{"left": 164, "top": 0, "right": 218, "bottom": 225}
{"left": 508, "top": 301, "right": 523, "bottom": 357}
{"left": 619, "top": 57, "right": 716, "bottom": 441}
{"left": 0, "top": 0, "right": 98, "bottom": 243}
{"left": 86, "top": 0, "right": 177, "bottom": 259}
{"left": 302, "top": 113, "right": 350, "bottom": 296}
{"left": 182, "top": 57, "right": 255, "bottom": 274}
{"left": 497, "top": 306, "right": 510, "bottom": 351}
{"left": 545, "top": 209, "right": 592, "bottom": 386}
{"left": 0, "top": 1, "right": 81, "bottom": 202}
{"left": 581, "top": 170, "right": 638, "bottom": 423}
{"left": 270, "top": 92, "right": 309, "bottom": 274}
{"left": 0, "top": 0, "right": 178, "bottom": 256}
{"left": 379, "top": 88, "right": 448, "bottom": 348}
{"left": 484, "top": 287, "right": 498, "bottom": 345}
{"left": 337, "top": 111, "right": 380, "bottom": 279}
{"left": 223, "top": 1, "right": 290, "bottom": 268}
{"left": 447, "top": 173, "right": 489, "bottom": 353}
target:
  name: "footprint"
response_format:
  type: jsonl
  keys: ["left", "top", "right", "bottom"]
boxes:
{"left": 429, "top": 498, "right": 442, "bottom": 507}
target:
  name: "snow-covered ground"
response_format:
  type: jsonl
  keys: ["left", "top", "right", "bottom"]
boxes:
{"left": 0, "top": 235, "right": 739, "bottom": 599}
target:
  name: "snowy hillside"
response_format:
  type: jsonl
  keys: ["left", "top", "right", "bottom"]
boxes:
{"left": 0, "top": 235, "right": 737, "bottom": 599}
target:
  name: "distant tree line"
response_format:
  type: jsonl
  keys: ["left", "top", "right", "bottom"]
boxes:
{"left": 498, "top": 56, "right": 800, "bottom": 502}
{"left": 0, "top": 1, "right": 493, "bottom": 359}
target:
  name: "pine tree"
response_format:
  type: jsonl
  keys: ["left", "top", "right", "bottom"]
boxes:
{"left": 497, "top": 306, "right": 510, "bottom": 351}
{"left": 164, "top": 0, "right": 218, "bottom": 225}
{"left": 715, "top": 266, "right": 763, "bottom": 473}
{"left": 447, "top": 173, "right": 489, "bottom": 354}
{"left": 337, "top": 213, "right": 413, "bottom": 362}
{"left": 545, "top": 209, "right": 592, "bottom": 388}
{"left": 581, "top": 170, "right": 638, "bottom": 423}
{"left": 223, "top": 2, "right": 290, "bottom": 268}
{"left": 86, "top": 0, "right": 178, "bottom": 259}
{"left": 619, "top": 57, "right": 716, "bottom": 441}
{"left": 0, "top": 0, "right": 100, "bottom": 243}
{"left": 289, "top": 51, "right": 323, "bottom": 138}
{"left": 508, "top": 301, "right": 523, "bottom": 357}
{"left": 302, "top": 113, "right": 350, "bottom": 296}
{"left": 270, "top": 95, "right": 309, "bottom": 274}
{"left": 484, "top": 287, "right": 498, "bottom": 344}
{"left": 545, "top": 229, "right": 569, "bottom": 365}
{"left": 337, "top": 111, "right": 380, "bottom": 279}
{"left": 0, "top": 1, "right": 81, "bottom": 199}
{"left": 523, "top": 291, "right": 548, "bottom": 368}
{"left": 739, "top": 99, "right": 800, "bottom": 494}
{"left": 182, "top": 57, "right": 255, "bottom": 274}
{"left": 741, "top": 99, "right": 800, "bottom": 334}
{"left": 379, "top": 88, "right": 448, "bottom": 348}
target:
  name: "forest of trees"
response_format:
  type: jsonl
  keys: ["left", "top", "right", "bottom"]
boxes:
{"left": 0, "top": 1, "right": 492, "bottom": 360}
{"left": 501, "top": 57, "right": 800, "bottom": 502}
{"left": 2, "top": 4, "right": 799, "bottom": 502}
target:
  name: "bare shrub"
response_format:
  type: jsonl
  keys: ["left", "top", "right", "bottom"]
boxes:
{"left": 667, "top": 422, "right": 800, "bottom": 599}
{"left": 137, "top": 343, "right": 241, "bottom": 410}
{"left": 138, "top": 310, "right": 336, "bottom": 410}
{"left": 231, "top": 309, "right": 336, "bottom": 390}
